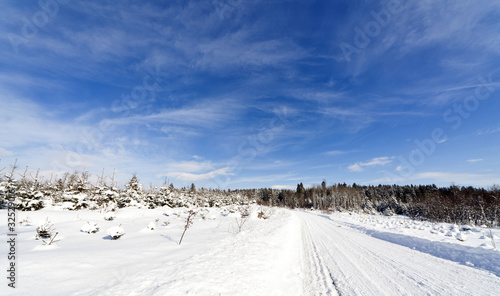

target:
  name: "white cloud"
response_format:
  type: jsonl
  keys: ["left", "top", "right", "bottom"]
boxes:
{"left": 466, "top": 159, "right": 483, "bottom": 163}
{"left": 0, "top": 148, "right": 14, "bottom": 157}
{"left": 348, "top": 163, "right": 364, "bottom": 172}
{"left": 0, "top": 94, "right": 88, "bottom": 148}
{"left": 395, "top": 166, "right": 406, "bottom": 171}
{"left": 160, "top": 126, "right": 199, "bottom": 138}
{"left": 107, "top": 99, "right": 239, "bottom": 129}
{"left": 166, "top": 161, "right": 215, "bottom": 173}
{"left": 476, "top": 126, "right": 500, "bottom": 135}
{"left": 271, "top": 185, "right": 296, "bottom": 190}
{"left": 399, "top": 2, "right": 500, "bottom": 53}
{"left": 362, "top": 157, "right": 393, "bottom": 166}
{"left": 170, "top": 167, "right": 233, "bottom": 183}
{"left": 318, "top": 105, "right": 427, "bottom": 133}
{"left": 348, "top": 156, "right": 393, "bottom": 172}
{"left": 340, "top": 1, "right": 500, "bottom": 78}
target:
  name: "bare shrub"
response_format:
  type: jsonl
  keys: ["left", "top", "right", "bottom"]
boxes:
{"left": 235, "top": 211, "right": 250, "bottom": 233}
{"left": 178, "top": 210, "right": 196, "bottom": 245}
{"left": 257, "top": 208, "right": 270, "bottom": 220}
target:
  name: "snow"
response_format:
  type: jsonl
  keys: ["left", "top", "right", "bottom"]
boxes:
{"left": 146, "top": 221, "right": 156, "bottom": 230}
{"left": 80, "top": 222, "right": 100, "bottom": 234}
{"left": 298, "top": 210, "right": 500, "bottom": 295}
{"left": 103, "top": 212, "right": 116, "bottom": 221}
{"left": 1, "top": 207, "right": 499, "bottom": 295}
{"left": 106, "top": 225, "right": 125, "bottom": 240}
{"left": 0, "top": 206, "right": 301, "bottom": 295}
{"left": 328, "top": 210, "right": 500, "bottom": 252}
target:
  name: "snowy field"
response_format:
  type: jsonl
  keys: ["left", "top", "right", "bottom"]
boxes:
{"left": 1, "top": 206, "right": 499, "bottom": 295}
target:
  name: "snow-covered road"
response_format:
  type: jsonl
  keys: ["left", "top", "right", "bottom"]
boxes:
{"left": 298, "top": 211, "right": 500, "bottom": 296}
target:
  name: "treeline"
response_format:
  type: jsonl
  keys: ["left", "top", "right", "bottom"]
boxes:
{"left": 233, "top": 182, "right": 499, "bottom": 227}
{"left": 0, "top": 169, "right": 251, "bottom": 211}
{"left": 0, "top": 166, "right": 498, "bottom": 226}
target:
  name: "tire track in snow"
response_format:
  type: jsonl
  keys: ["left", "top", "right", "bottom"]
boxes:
{"left": 301, "top": 218, "right": 340, "bottom": 295}
{"left": 324, "top": 221, "right": 445, "bottom": 296}
{"left": 297, "top": 211, "right": 500, "bottom": 296}
{"left": 330, "top": 227, "right": 448, "bottom": 295}
{"left": 302, "top": 217, "right": 395, "bottom": 296}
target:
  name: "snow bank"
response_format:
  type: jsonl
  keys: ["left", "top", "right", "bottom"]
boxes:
{"left": 367, "top": 229, "right": 500, "bottom": 276}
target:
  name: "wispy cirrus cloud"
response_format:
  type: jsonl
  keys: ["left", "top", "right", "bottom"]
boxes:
{"left": 165, "top": 160, "right": 216, "bottom": 173}
{"left": 315, "top": 100, "right": 429, "bottom": 133}
{"left": 325, "top": 150, "right": 349, "bottom": 156}
{"left": 0, "top": 95, "right": 86, "bottom": 148}
{"left": 106, "top": 98, "right": 241, "bottom": 129}
{"left": 348, "top": 156, "right": 394, "bottom": 172}
{"left": 167, "top": 167, "right": 233, "bottom": 183}
{"left": 476, "top": 125, "right": 500, "bottom": 136}
{"left": 466, "top": 159, "right": 483, "bottom": 163}
{"left": 398, "top": 2, "right": 500, "bottom": 53}
{"left": 0, "top": 148, "right": 14, "bottom": 157}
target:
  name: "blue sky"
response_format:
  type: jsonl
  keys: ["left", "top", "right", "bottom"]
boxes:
{"left": 1, "top": 0, "right": 500, "bottom": 189}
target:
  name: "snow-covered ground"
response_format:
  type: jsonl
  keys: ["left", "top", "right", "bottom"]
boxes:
{"left": 1, "top": 207, "right": 499, "bottom": 295}
{"left": 1, "top": 206, "right": 302, "bottom": 296}
{"left": 299, "top": 210, "right": 500, "bottom": 295}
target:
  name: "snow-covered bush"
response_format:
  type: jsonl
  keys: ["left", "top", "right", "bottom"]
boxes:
{"left": 36, "top": 218, "right": 55, "bottom": 239}
{"left": 445, "top": 230, "right": 455, "bottom": 237}
{"left": 238, "top": 205, "right": 251, "bottom": 218}
{"left": 0, "top": 175, "right": 45, "bottom": 211}
{"left": 199, "top": 211, "right": 207, "bottom": 220}
{"left": 460, "top": 225, "right": 473, "bottom": 231}
{"left": 81, "top": 222, "right": 100, "bottom": 234}
{"left": 456, "top": 232, "right": 467, "bottom": 242}
{"left": 70, "top": 198, "right": 90, "bottom": 211}
{"left": 147, "top": 221, "right": 156, "bottom": 230}
{"left": 104, "top": 212, "right": 116, "bottom": 221}
{"left": 16, "top": 190, "right": 45, "bottom": 211}
{"left": 107, "top": 226, "right": 125, "bottom": 240}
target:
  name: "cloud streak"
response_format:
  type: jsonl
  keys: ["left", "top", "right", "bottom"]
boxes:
{"left": 168, "top": 167, "right": 233, "bottom": 183}
{"left": 348, "top": 157, "right": 394, "bottom": 172}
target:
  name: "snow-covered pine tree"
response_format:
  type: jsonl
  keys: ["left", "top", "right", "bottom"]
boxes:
{"left": 118, "top": 175, "right": 144, "bottom": 208}
{"left": 90, "top": 178, "right": 119, "bottom": 211}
